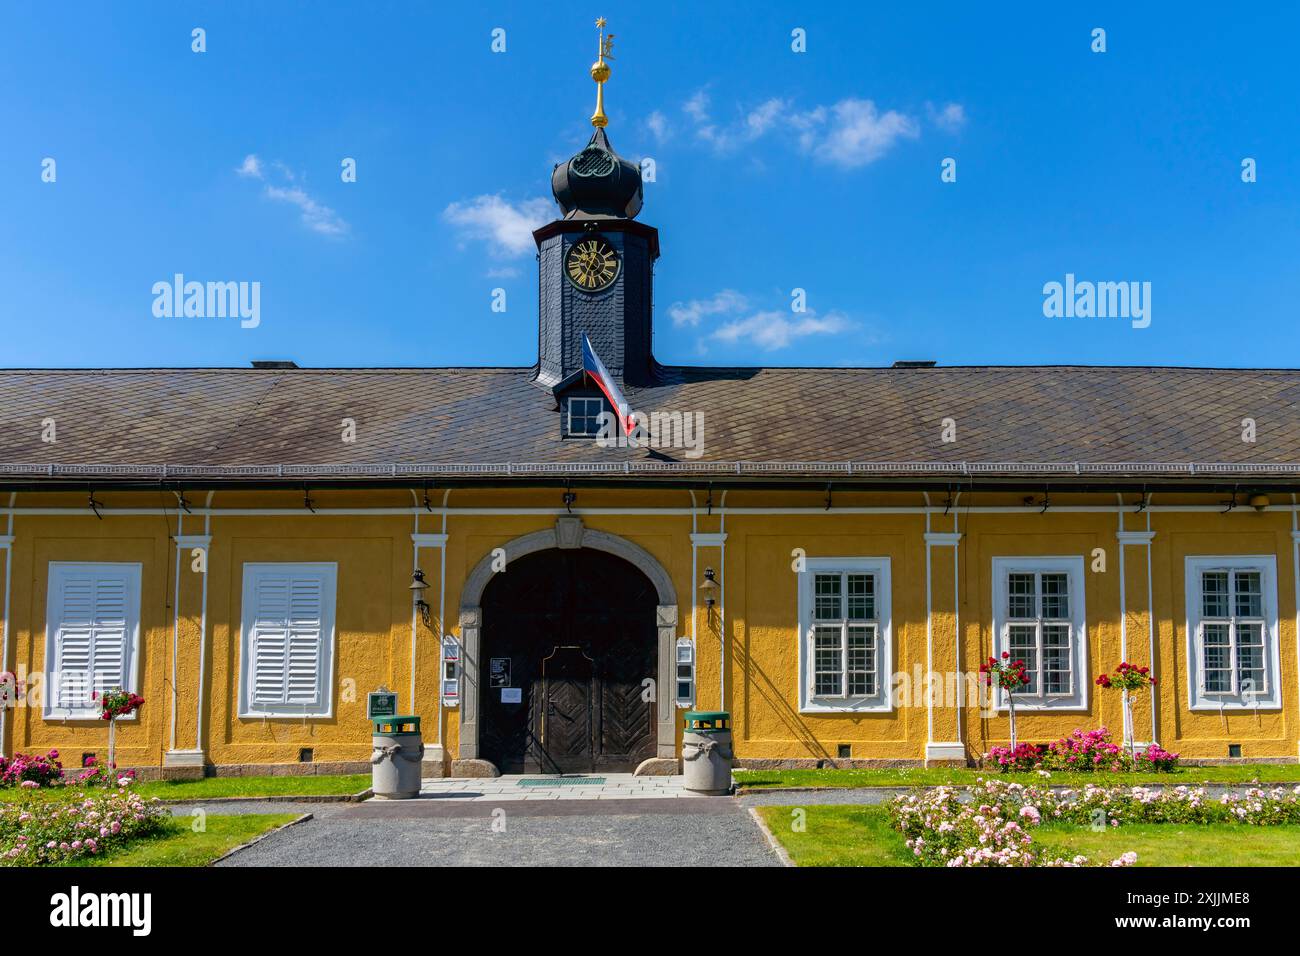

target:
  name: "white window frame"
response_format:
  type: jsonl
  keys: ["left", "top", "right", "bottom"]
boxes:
{"left": 1184, "top": 555, "right": 1280, "bottom": 711}
{"left": 44, "top": 562, "right": 143, "bottom": 721}
{"left": 238, "top": 562, "right": 339, "bottom": 719}
{"left": 797, "top": 557, "right": 892, "bottom": 713}
{"left": 991, "top": 556, "right": 1088, "bottom": 712}
{"left": 567, "top": 396, "right": 604, "bottom": 437}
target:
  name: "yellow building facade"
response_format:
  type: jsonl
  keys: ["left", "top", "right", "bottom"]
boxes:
{"left": 1, "top": 485, "right": 1296, "bottom": 777}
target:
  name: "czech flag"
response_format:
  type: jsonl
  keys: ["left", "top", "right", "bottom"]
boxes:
{"left": 581, "top": 333, "right": 635, "bottom": 435}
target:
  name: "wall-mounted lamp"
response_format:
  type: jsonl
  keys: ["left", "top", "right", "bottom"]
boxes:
{"left": 1249, "top": 493, "right": 1270, "bottom": 512}
{"left": 410, "top": 569, "right": 433, "bottom": 628}
{"left": 699, "top": 566, "right": 719, "bottom": 622}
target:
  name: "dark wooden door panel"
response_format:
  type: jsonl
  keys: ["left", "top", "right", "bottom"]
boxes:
{"left": 597, "top": 680, "right": 655, "bottom": 768}
{"left": 541, "top": 647, "right": 594, "bottom": 771}
{"left": 480, "top": 548, "right": 657, "bottom": 773}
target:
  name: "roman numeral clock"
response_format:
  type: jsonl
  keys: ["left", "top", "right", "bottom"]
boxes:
{"left": 565, "top": 235, "right": 621, "bottom": 292}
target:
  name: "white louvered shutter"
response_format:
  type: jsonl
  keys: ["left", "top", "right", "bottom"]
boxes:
{"left": 287, "top": 576, "right": 323, "bottom": 706}
{"left": 251, "top": 576, "right": 291, "bottom": 706}
{"left": 244, "top": 565, "right": 334, "bottom": 715}
{"left": 48, "top": 565, "right": 139, "bottom": 716}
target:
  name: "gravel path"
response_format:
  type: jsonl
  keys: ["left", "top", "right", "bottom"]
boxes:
{"left": 215, "top": 797, "right": 780, "bottom": 867}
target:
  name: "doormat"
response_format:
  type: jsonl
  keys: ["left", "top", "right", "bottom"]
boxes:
{"left": 516, "top": 777, "right": 607, "bottom": 787}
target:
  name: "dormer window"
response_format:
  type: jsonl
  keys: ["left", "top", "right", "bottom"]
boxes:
{"left": 566, "top": 396, "right": 606, "bottom": 437}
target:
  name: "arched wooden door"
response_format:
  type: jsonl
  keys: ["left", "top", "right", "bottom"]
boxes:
{"left": 479, "top": 548, "right": 658, "bottom": 773}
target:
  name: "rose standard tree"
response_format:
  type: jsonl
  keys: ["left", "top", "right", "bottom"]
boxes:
{"left": 92, "top": 688, "right": 145, "bottom": 769}
{"left": 980, "top": 652, "right": 1031, "bottom": 749}
{"left": 0, "top": 671, "right": 21, "bottom": 709}
{"left": 1096, "top": 662, "right": 1157, "bottom": 761}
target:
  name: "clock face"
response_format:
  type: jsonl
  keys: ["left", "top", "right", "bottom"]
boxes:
{"left": 565, "top": 236, "right": 620, "bottom": 293}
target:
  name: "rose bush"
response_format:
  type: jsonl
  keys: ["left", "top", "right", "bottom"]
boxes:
{"left": 979, "top": 653, "right": 1032, "bottom": 748}
{"left": 0, "top": 751, "right": 141, "bottom": 792}
{"left": 984, "top": 742, "right": 1044, "bottom": 772}
{"left": 94, "top": 689, "right": 145, "bottom": 721}
{"left": 953, "top": 776, "right": 1300, "bottom": 827}
{"left": 69, "top": 757, "right": 136, "bottom": 790}
{"left": 1221, "top": 786, "right": 1300, "bottom": 825}
{"left": 0, "top": 787, "right": 166, "bottom": 865}
{"left": 1096, "top": 662, "right": 1157, "bottom": 756}
{"left": 986, "top": 727, "right": 1180, "bottom": 773}
{"left": 889, "top": 781, "right": 1137, "bottom": 867}
{"left": 0, "top": 749, "right": 64, "bottom": 788}
{"left": 890, "top": 776, "right": 1300, "bottom": 870}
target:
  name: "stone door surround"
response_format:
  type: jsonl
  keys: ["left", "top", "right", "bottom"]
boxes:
{"left": 455, "top": 516, "right": 679, "bottom": 776}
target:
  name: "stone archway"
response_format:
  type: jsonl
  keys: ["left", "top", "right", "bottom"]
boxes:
{"left": 454, "top": 516, "right": 679, "bottom": 776}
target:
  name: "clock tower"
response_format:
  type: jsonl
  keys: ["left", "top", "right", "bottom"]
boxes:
{"left": 532, "top": 18, "right": 659, "bottom": 390}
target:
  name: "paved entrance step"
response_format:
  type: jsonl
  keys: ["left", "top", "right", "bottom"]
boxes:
{"left": 419, "top": 772, "right": 714, "bottom": 800}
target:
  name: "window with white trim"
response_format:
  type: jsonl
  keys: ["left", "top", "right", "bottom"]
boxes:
{"left": 44, "top": 562, "right": 142, "bottom": 720}
{"left": 992, "top": 557, "right": 1087, "bottom": 710}
{"left": 1185, "top": 556, "right": 1280, "bottom": 710}
{"left": 239, "top": 563, "right": 338, "bottom": 718}
{"left": 798, "top": 558, "right": 891, "bottom": 712}
{"left": 566, "top": 396, "right": 605, "bottom": 437}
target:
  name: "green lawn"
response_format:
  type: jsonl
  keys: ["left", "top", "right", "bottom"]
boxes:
{"left": 1032, "top": 822, "right": 1300, "bottom": 867}
{"left": 64, "top": 813, "right": 301, "bottom": 867}
{"left": 755, "top": 805, "right": 1300, "bottom": 867}
{"left": 736, "top": 765, "right": 1300, "bottom": 790}
{"left": 757, "top": 805, "right": 917, "bottom": 866}
{"left": 132, "top": 774, "right": 371, "bottom": 800}
{"left": 0, "top": 773, "right": 370, "bottom": 803}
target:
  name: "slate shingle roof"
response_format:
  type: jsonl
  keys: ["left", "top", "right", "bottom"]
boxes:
{"left": 0, "top": 365, "right": 1298, "bottom": 483}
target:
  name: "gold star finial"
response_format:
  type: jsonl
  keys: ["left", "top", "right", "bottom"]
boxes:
{"left": 589, "top": 17, "right": 615, "bottom": 128}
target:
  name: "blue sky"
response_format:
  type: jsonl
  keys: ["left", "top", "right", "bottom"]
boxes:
{"left": 1, "top": 2, "right": 1297, "bottom": 370}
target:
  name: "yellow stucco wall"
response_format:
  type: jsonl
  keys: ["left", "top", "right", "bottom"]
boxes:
{"left": 0, "top": 487, "right": 1296, "bottom": 768}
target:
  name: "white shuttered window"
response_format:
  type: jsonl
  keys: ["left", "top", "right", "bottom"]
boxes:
{"left": 44, "top": 563, "right": 143, "bottom": 719}
{"left": 240, "top": 563, "right": 338, "bottom": 718}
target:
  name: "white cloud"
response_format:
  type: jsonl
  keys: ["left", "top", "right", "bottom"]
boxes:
{"left": 678, "top": 90, "right": 939, "bottom": 169}
{"left": 668, "top": 289, "right": 749, "bottom": 327}
{"left": 711, "top": 310, "right": 853, "bottom": 351}
{"left": 683, "top": 89, "right": 710, "bottom": 124}
{"left": 684, "top": 90, "right": 791, "bottom": 153}
{"left": 263, "top": 184, "right": 349, "bottom": 237}
{"left": 796, "top": 99, "right": 919, "bottom": 168}
{"left": 744, "top": 98, "right": 788, "bottom": 139}
{"left": 646, "top": 110, "right": 671, "bottom": 143}
{"left": 671, "top": 287, "right": 854, "bottom": 351}
{"left": 442, "top": 195, "right": 553, "bottom": 258}
{"left": 486, "top": 265, "right": 521, "bottom": 279}
{"left": 236, "top": 154, "right": 348, "bottom": 237}
{"left": 928, "top": 101, "right": 967, "bottom": 133}
{"left": 235, "top": 154, "right": 263, "bottom": 178}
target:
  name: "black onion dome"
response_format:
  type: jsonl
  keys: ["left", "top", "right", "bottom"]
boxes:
{"left": 551, "top": 127, "right": 643, "bottom": 220}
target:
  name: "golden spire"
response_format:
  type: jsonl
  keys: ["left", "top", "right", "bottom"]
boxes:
{"left": 589, "top": 17, "right": 615, "bottom": 128}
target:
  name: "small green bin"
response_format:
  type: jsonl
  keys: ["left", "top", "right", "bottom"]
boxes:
{"left": 371, "top": 715, "right": 424, "bottom": 799}
{"left": 683, "top": 711, "right": 730, "bottom": 733}
{"left": 682, "top": 711, "right": 733, "bottom": 794}
{"left": 372, "top": 715, "right": 421, "bottom": 735}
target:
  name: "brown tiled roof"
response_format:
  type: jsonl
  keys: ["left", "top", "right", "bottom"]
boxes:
{"left": 0, "top": 365, "right": 1298, "bottom": 483}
